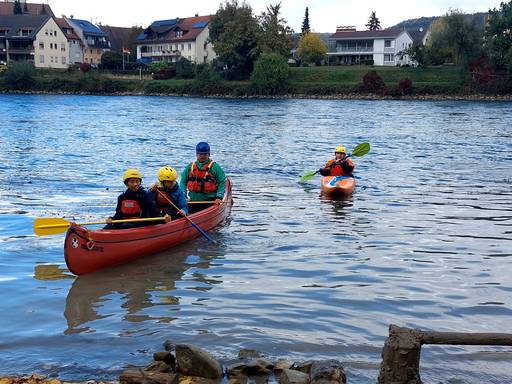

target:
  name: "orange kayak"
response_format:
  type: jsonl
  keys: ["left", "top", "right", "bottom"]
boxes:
{"left": 321, "top": 176, "right": 356, "bottom": 195}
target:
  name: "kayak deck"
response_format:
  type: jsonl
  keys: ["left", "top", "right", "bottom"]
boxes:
{"left": 321, "top": 176, "right": 356, "bottom": 195}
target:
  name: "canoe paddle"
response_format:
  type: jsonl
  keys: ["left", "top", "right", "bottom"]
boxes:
{"left": 157, "top": 191, "right": 217, "bottom": 243}
{"left": 300, "top": 142, "right": 371, "bottom": 183}
{"left": 187, "top": 199, "right": 234, "bottom": 205}
{"left": 33, "top": 217, "right": 167, "bottom": 236}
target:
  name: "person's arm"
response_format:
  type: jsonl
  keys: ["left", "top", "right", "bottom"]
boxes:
{"left": 176, "top": 189, "right": 189, "bottom": 216}
{"left": 341, "top": 159, "right": 354, "bottom": 174}
{"left": 319, "top": 160, "right": 334, "bottom": 176}
{"left": 212, "top": 163, "right": 226, "bottom": 202}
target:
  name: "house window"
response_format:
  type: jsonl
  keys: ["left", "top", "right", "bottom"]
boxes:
{"left": 75, "top": 52, "right": 80, "bottom": 58}
{"left": 175, "top": 30, "right": 183, "bottom": 37}
{"left": 61, "top": 56, "right": 66, "bottom": 64}
{"left": 61, "top": 44, "right": 66, "bottom": 51}
{"left": 39, "top": 42, "right": 44, "bottom": 49}
{"left": 97, "top": 49, "right": 101, "bottom": 54}
{"left": 204, "top": 56, "right": 207, "bottom": 62}
{"left": 175, "top": 44, "right": 178, "bottom": 51}
{"left": 384, "top": 40, "right": 392, "bottom": 48}
{"left": 21, "top": 29, "right": 31, "bottom": 36}
{"left": 203, "top": 42, "right": 207, "bottom": 50}
{"left": 45, "top": 29, "right": 48, "bottom": 35}
{"left": 384, "top": 54, "right": 394, "bottom": 61}
{"left": 181, "top": 44, "right": 184, "bottom": 50}
{"left": 50, "top": 56, "right": 54, "bottom": 63}
{"left": 50, "top": 43, "right": 53, "bottom": 49}
{"left": 39, "top": 55, "right": 44, "bottom": 63}
{"left": 188, "top": 43, "right": 191, "bottom": 50}
{"left": 0, "top": 29, "right": 9, "bottom": 36}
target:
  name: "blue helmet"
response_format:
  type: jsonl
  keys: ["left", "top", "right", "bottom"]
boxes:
{"left": 196, "top": 142, "right": 210, "bottom": 154}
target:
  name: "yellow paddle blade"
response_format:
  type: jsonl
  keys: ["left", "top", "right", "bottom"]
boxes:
{"left": 34, "top": 217, "right": 167, "bottom": 236}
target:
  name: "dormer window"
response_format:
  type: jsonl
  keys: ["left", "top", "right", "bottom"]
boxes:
{"left": 175, "top": 30, "right": 183, "bottom": 37}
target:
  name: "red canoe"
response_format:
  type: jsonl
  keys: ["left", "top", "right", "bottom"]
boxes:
{"left": 64, "top": 179, "right": 232, "bottom": 276}
{"left": 321, "top": 176, "right": 356, "bottom": 195}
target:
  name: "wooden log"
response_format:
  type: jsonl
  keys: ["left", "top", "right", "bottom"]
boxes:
{"left": 420, "top": 331, "right": 512, "bottom": 346}
{"left": 120, "top": 369, "right": 179, "bottom": 384}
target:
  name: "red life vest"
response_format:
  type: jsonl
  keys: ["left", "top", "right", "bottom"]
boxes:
{"left": 121, "top": 199, "right": 142, "bottom": 219}
{"left": 187, "top": 160, "right": 218, "bottom": 193}
{"left": 155, "top": 189, "right": 172, "bottom": 211}
{"left": 325, "top": 158, "right": 354, "bottom": 176}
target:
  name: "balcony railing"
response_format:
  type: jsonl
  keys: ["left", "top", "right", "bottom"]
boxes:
{"left": 329, "top": 47, "right": 373, "bottom": 54}
{"left": 86, "top": 40, "right": 110, "bottom": 48}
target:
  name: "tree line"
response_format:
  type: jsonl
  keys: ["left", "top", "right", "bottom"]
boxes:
{"left": 397, "top": 2, "right": 512, "bottom": 93}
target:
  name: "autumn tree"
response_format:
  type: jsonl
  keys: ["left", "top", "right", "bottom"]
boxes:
{"left": 257, "top": 2, "right": 294, "bottom": 58}
{"left": 209, "top": 0, "right": 260, "bottom": 78}
{"left": 297, "top": 32, "right": 327, "bottom": 65}
{"left": 365, "top": 11, "right": 381, "bottom": 30}
{"left": 301, "top": 7, "right": 310, "bottom": 35}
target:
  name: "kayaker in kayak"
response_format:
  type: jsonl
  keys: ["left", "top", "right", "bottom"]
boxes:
{"left": 105, "top": 169, "right": 171, "bottom": 229}
{"left": 149, "top": 166, "right": 188, "bottom": 220}
{"left": 180, "top": 142, "right": 226, "bottom": 213}
{"left": 319, "top": 146, "right": 355, "bottom": 177}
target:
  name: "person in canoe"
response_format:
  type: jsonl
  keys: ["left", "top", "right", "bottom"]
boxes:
{"left": 319, "top": 146, "right": 355, "bottom": 177}
{"left": 149, "top": 166, "right": 188, "bottom": 220}
{"left": 105, "top": 169, "right": 171, "bottom": 229}
{"left": 180, "top": 142, "right": 226, "bottom": 214}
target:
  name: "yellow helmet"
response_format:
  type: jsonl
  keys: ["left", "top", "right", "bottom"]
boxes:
{"left": 123, "top": 169, "right": 142, "bottom": 183}
{"left": 158, "top": 166, "right": 178, "bottom": 182}
{"left": 335, "top": 146, "right": 346, "bottom": 154}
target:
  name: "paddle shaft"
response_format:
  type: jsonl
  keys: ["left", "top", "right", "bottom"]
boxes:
{"left": 36, "top": 217, "right": 166, "bottom": 229}
{"left": 157, "top": 191, "right": 216, "bottom": 243}
{"left": 187, "top": 199, "right": 233, "bottom": 205}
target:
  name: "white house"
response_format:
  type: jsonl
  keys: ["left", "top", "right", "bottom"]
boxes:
{"left": 65, "top": 17, "right": 110, "bottom": 66}
{"left": 135, "top": 15, "right": 216, "bottom": 65}
{"left": 327, "top": 28, "right": 414, "bottom": 66}
{"left": 0, "top": 14, "right": 69, "bottom": 68}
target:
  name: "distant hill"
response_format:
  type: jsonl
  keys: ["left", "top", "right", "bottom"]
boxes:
{"left": 388, "top": 12, "right": 489, "bottom": 31}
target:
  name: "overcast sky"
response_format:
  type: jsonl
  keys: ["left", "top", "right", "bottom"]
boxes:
{"left": 47, "top": 0, "right": 500, "bottom": 31}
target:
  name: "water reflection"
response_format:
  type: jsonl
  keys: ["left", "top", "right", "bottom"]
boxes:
{"left": 33, "top": 264, "right": 75, "bottom": 281}
{"left": 61, "top": 246, "right": 216, "bottom": 335}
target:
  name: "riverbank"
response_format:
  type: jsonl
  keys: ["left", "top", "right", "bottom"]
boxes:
{"left": 2, "top": 89, "right": 512, "bottom": 101}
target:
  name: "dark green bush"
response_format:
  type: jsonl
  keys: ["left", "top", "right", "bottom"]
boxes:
{"left": 3, "top": 61, "right": 36, "bottom": 90}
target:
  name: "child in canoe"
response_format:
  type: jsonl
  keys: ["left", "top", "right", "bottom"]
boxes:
{"left": 149, "top": 166, "right": 188, "bottom": 220}
{"left": 105, "top": 169, "right": 171, "bottom": 229}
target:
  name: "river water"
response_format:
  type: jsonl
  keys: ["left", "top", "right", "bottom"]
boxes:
{"left": 0, "top": 94, "right": 511, "bottom": 383}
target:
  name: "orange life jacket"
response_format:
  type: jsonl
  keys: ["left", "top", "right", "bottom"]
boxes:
{"left": 187, "top": 160, "right": 218, "bottom": 193}
{"left": 121, "top": 199, "right": 142, "bottom": 219}
{"left": 325, "top": 158, "right": 354, "bottom": 176}
{"left": 155, "top": 189, "right": 172, "bottom": 211}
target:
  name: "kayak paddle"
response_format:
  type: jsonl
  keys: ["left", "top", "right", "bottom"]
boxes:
{"left": 34, "top": 217, "right": 167, "bottom": 236}
{"left": 300, "top": 142, "right": 371, "bottom": 183}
